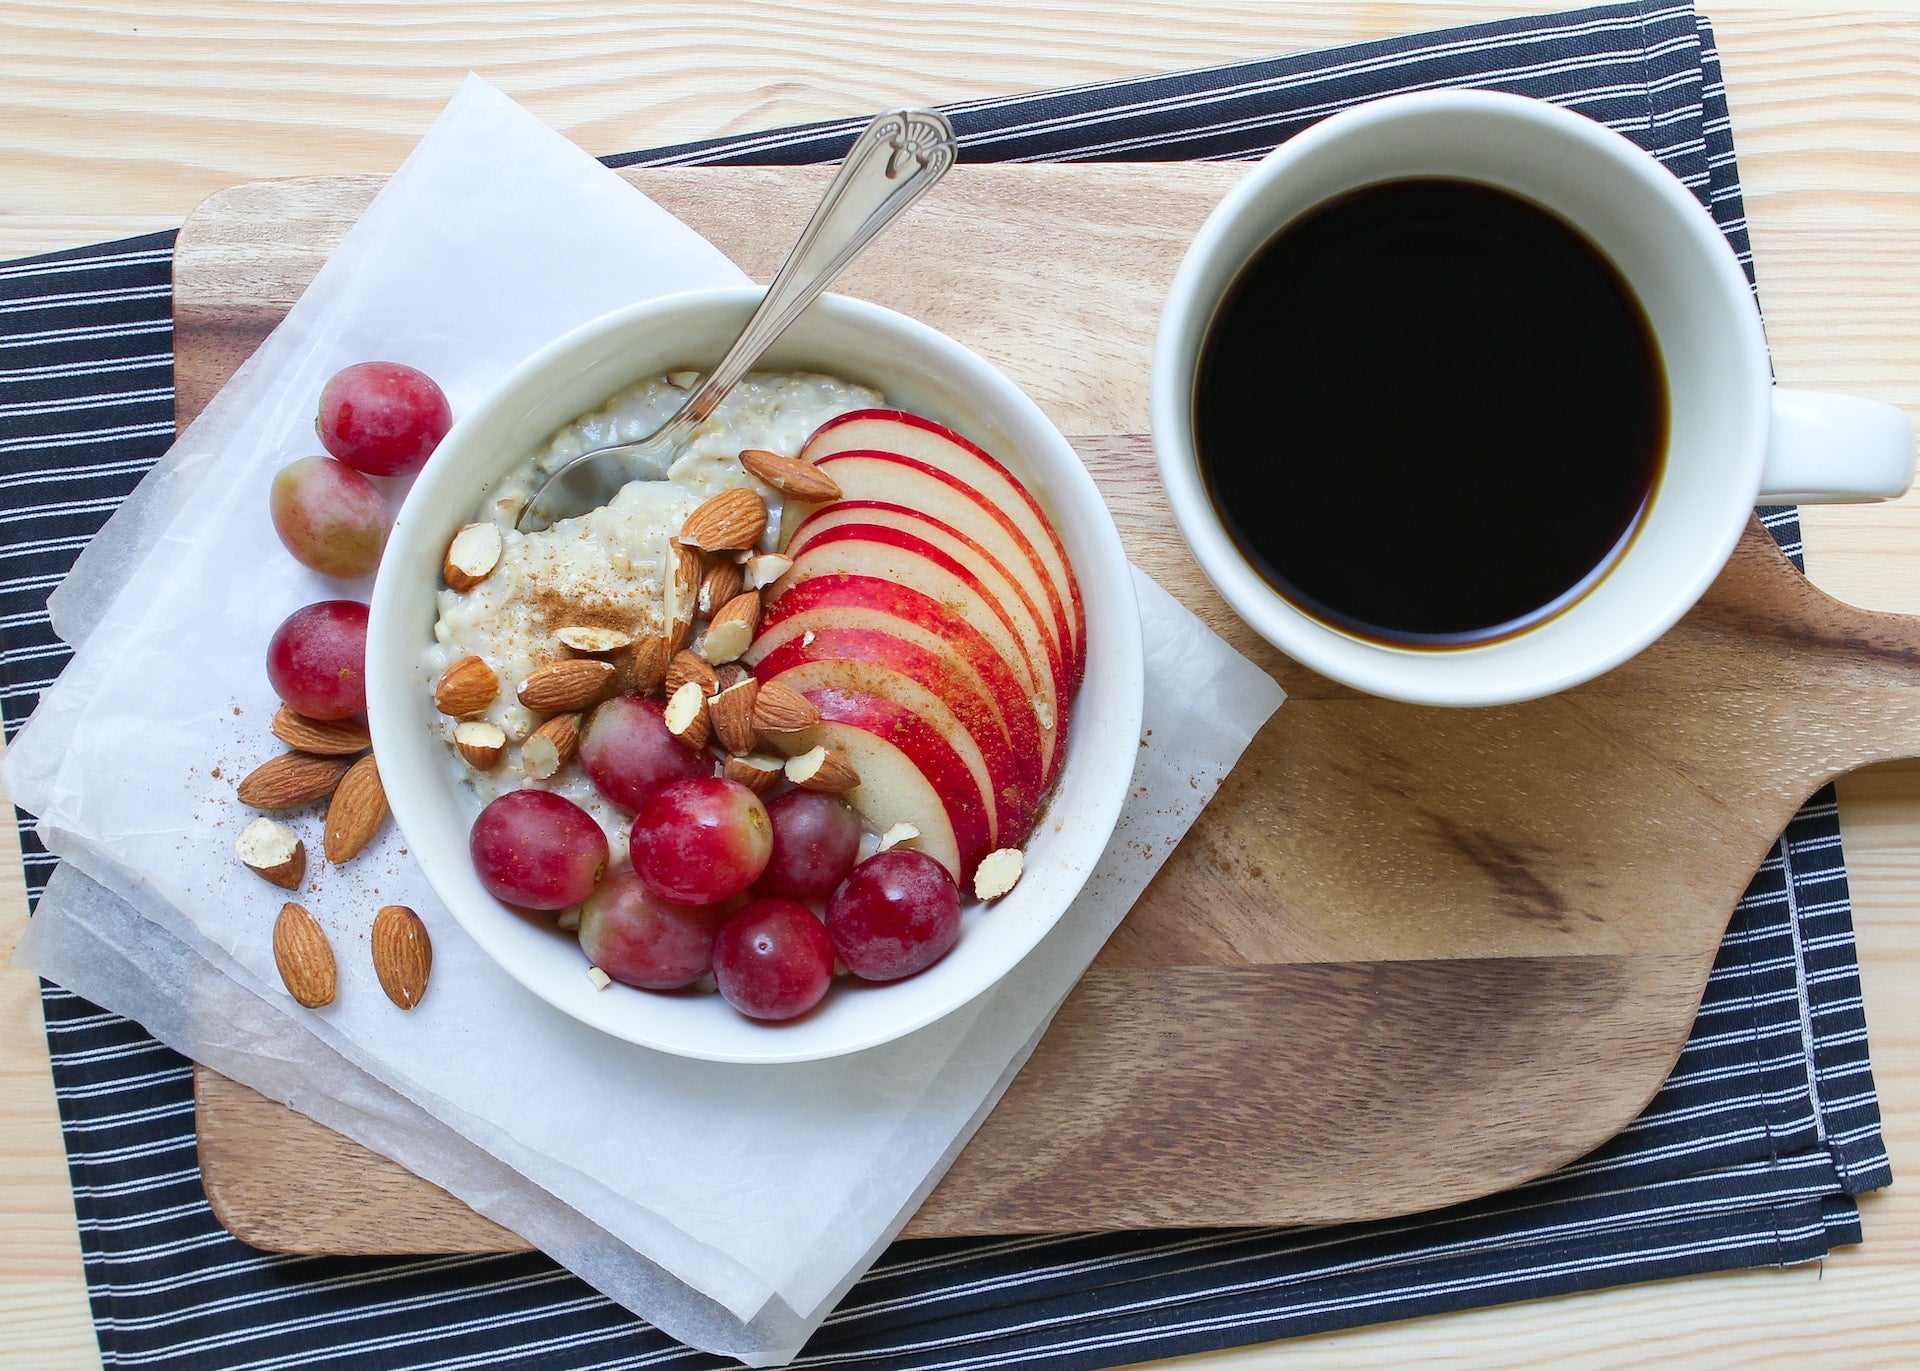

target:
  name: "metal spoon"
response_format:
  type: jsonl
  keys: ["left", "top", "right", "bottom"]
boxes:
{"left": 516, "top": 108, "right": 959, "bottom": 531}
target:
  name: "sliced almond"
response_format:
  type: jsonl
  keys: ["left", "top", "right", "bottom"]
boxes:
{"left": 663, "top": 680, "right": 711, "bottom": 751}
{"left": 522, "top": 712, "right": 582, "bottom": 779}
{"left": 740, "top": 447, "right": 843, "bottom": 503}
{"left": 273, "top": 902, "right": 336, "bottom": 1008}
{"left": 453, "top": 720, "right": 507, "bottom": 769}
{"left": 323, "top": 754, "right": 388, "bottom": 864}
{"left": 237, "top": 753, "right": 353, "bottom": 810}
{"left": 434, "top": 655, "right": 498, "bottom": 718}
{"left": 236, "top": 818, "right": 306, "bottom": 890}
{"left": 555, "top": 625, "right": 633, "bottom": 653}
{"left": 270, "top": 705, "right": 370, "bottom": 757}
{"left": 371, "top": 904, "right": 432, "bottom": 1010}
{"left": 518, "top": 658, "right": 615, "bottom": 714}
{"left": 721, "top": 753, "right": 784, "bottom": 794}
{"left": 785, "top": 744, "right": 858, "bottom": 793}
{"left": 743, "top": 553, "right": 792, "bottom": 590}
{"left": 709, "top": 678, "right": 760, "bottom": 755}
{"left": 586, "top": 965, "right": 613, "bottom": 991}
{"left": 698, "top": 557, "right": 744, "bottom": 618}
{"left": 679, "top": 486, "right": 768, "bottom": 551}
{"left": 556, "top": 908, "right": 582, "bottom": 932}
{"left": 630, "top": 633, "right": 670, "bottom": 696}
{"left": 665, "top": 648, "right": 718, "bottom": 698}
{"left": 751, "top": 679, "right": 821, "bottom": 733}
{"left": 443, "top": 522, "right": 504, "bottom": 591}
{"left": 666, "top": 370, "right": 700, "bottom": 390}
{"left": 699, "top": 591, "right": 761, "bottom": 665}
{"left": 973, "top": 847, "right": 1024, "bottom": 901}
{"left": 876, "top": 822, "right": 920, "bottom": 853}
{"left": 664, "top": 537, "right": 702, "bottom": 650}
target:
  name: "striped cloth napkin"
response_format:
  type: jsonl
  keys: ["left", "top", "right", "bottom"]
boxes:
{"left": 0, "top": 3, "right": 1891, "bottom": 1368}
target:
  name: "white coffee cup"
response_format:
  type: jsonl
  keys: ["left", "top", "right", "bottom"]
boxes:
{"left": 1152, "top": 90, "right": 1915, "bottom": 707}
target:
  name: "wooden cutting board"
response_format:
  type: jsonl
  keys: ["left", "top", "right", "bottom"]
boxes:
{"left": 178, "top": 164, "right": 1920, "bottom": 1254}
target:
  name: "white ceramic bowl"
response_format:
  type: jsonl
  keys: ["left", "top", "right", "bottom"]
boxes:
{"left": 368, "top": 288, "right": 1143, "bottom": 1064}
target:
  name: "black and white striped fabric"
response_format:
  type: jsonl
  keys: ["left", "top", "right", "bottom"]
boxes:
{"left": 2, "top": 4, "right": 1892, "bottom": 1367}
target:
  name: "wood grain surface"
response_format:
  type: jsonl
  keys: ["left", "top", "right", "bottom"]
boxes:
{"left": 175, "top": 162, "right": 1920, "bottom": 1249}
{"left": 5, "top": 4, "right": 1920, "bottom": 1370}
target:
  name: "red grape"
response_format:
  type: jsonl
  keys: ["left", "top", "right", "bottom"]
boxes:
{"left": 825, "top": 849, "right": 962, "bottom": 981}
{"left": 630, "top": 777, "right": 771, "bottom": 906}
{"left": 470, "top": 790, "right": 608, "bottom": 910}
{"left": 579, "top": 697, "right": 710, "bottom": 813}
{"left": 269, "top": 455, "right": 391, "bottom": 579}
{"left": 756, "top": 789, "right": 861, "bottom": 901}
{"left": 265, "top": 600, "right": 368, "bottom": 720}
{"left": 578, "top": 870, "right": 723, "bottom": 989}
{"left": 316, "top": 361, "right": 452, "bottom": 477}
{"left": 713, "top": 898, "right": 834, "bottom": 1020}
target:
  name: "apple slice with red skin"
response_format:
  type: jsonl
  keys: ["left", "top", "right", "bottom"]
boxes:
{"left": 786, "top": 500, "right": 1069, "bottom": 706}
{"left": 746, "top": 604, "right": 1049, "bottom": 794}
{"left": 754, "top": 573, "right": 1059, "bottom": 786}
{"left": 756, "top": 648, "right": 1039, "bottom": 848}
{"left": 759, "top": 686, "right": 993, "bottom": 882}
{"left": 774, "top": 526, "right": 1064, "bottom": 758}
{"left": 800, "top": 410, "right": 1085, "bottom": 677}
{"left": 797, "top": 450, "right": 1080, "bottom": 690}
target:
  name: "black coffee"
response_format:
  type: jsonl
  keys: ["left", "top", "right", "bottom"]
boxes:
{"left": 1195, "top": 177, "right": 1666, "bottom": 646}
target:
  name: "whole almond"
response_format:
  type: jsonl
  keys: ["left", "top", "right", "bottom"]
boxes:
{"left": 679, "top": 487, "right": 768, "bottom": 551}
{"left": 664, "top": 538, "right": 702, "bottom": 649}
{"left": 709, "top": 678, "right": 760, "bottom": 755}
{"left": 663, "top": 680, "right": 711, "bottom": 751}
{"left": 698, "top": 557, "right": 744, "bottom": 618}
{"left": 371, "top": 904, "right": 432, "bottom": 1010}
{"left": 665, "top": 649, "right": 718, "bottom": 698}
{"left": 721, "top": 753, "right": 785, "bottom": 794}
{"left": 699, "top": 591, "right": 761, "bottom": 665}
{"left": 238, "top": 753, "right": 353, "bottom": 810}
{"left": 323, "top": 754, "right": 388, "bottom": 864}
{"left": 270, "top": 705, "right": 371, "bottom": 757}
{"left": 453, "top": 719, "right": 507, "bottom": 769}
{"left": 522, "top": 712, "right": 581, "bottom": 779}
{"left": 273, "top": 902, "right": 336, "bottom": 1008}
{"left": 443, "top": 522, "right": 504, "bottom": 591}
{"left": 751, "top": 679, "right": 821, "bottom": 733}
{"left": 236, "top": 818, "right": 306, "bottom": 890}
{"left": 518, "top": 658, "right": 615, "bottom": 713}
{"left": 434, "top": 655, "right": 498, "bottom": 718}
{"left": 740, "top": 448, "right": 843, "bottom": 503}
{"left": 630, "top": 633, "right": 670, "bottom": 696}
{"left": 784, "top": 744, "right": 859, "bottom": 793}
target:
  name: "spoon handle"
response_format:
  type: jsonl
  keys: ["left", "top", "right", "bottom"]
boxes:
{"left": 655, "top": 109, "right": 959, "bottom": 447}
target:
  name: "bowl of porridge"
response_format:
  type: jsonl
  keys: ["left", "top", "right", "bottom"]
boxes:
{"left": 366, "top": 287, "right": 1142, "bottom": 1063}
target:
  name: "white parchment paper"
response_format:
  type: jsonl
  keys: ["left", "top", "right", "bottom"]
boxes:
{"left": 7, "top": 77, "right": 1285, "bottom": 1365}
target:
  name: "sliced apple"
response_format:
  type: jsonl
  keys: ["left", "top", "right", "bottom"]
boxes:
{"left": 800, "top": 410, "right": 1085, "bottom": 679}
{"left": 755, "top": 571, "right": 1060, "bottom": 785}
{"left": 798, "top": 450, "right": 1079, "bottom": 692}
{"left": 758, "top": 685, "right": 993, "bottom": 881}
{"left": 787, "top": 500, "right": 1069, "bottom": 701}
{"left": 756, "top": 645, "right": 1039, "bottom": 847}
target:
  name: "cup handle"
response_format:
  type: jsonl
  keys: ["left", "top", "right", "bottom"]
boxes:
{"left": 1759, "top": 387, "right": 1915, "bottom": 504}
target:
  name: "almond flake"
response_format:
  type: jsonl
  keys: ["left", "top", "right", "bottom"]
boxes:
{"left": 666, "top": 370, "right": 700, "bottom": 390}
{"left": 743, "top": 554, "right": 792, "bottom": 590}
{"left": 876, "top": 822, "right": 920, "bottom": 852}
{"left": 556, "top": 908, "right": 582, "bottom": 932}
{"left": 443, "top": 522, "right": 504, "bottom": 592}
{"left": 555, "top": 625, "right": 633, "bottom": 653}
{"left": 587, "top": 965, "right": 613, "bottom": 990}
{"left": 973, "top": 847, "right": 1024, "bottom": 901}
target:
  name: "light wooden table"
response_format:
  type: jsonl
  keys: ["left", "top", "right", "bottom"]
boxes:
{"left": 3, "top": 3, "right": 1917, "bottom": 1368}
